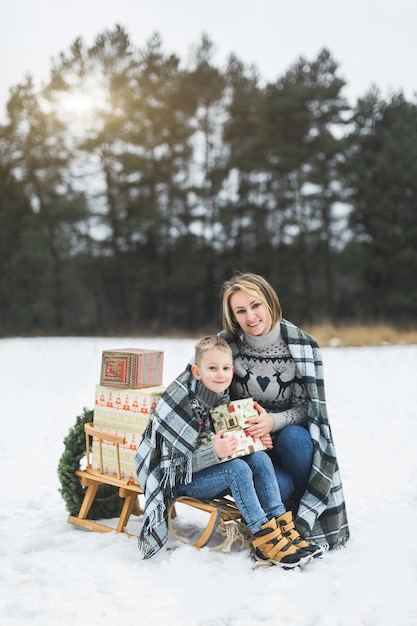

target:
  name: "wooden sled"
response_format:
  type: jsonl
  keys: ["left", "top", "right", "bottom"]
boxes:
{"left": 68, "top": 422, "right": 247, "bottom": 550}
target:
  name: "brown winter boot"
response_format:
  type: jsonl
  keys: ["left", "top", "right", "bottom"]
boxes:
{"left": 276, "top": 511, "right": 323, "bottom": 558}
{"left": 251, "top": 518, "right": 311, "bottom": 568}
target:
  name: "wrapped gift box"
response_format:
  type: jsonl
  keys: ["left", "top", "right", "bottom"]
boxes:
{"left": 210, "top": 397, "right": 266, "bottom": 461}
{"left": 100, "top": 348, "right": 164, "bottom": 389}
{"left": 91, "top": 384, "right": 164, "bottom": 484}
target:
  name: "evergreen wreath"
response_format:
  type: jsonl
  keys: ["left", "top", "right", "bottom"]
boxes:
{"left": 57, "top": 407, "right": 123, "bottom": 519}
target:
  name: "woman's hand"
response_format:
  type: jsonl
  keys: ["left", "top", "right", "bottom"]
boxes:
{"left": 260, "top": 433, "right": 273, "bottom": 450}
{"left": 245, "top": 401, "right": 274, "bottom": 438}
{"left": 213, "top": 429, "right": 238, "bottom": 459}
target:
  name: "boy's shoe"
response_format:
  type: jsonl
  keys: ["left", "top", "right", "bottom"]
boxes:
{"left": 251, "top": 518, "right": 311, "bottom": 569}
{"left": 276, "top": 511, "right": 323, "bottom": 558}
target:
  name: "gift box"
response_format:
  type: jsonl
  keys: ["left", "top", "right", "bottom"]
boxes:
{"left": 91, "top": 384, "right": 164, "bottom": 484}
{"left": 210, "top": 397, "right": 266, "bottom": 461}
{"left": 100, "top": 348, "right": 164, "bottom": 389}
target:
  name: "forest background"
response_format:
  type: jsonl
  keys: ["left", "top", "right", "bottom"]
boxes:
{"left": 1, "top": 26, "right": 416, "bottom": 338}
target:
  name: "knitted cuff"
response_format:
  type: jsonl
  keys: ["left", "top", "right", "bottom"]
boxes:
{"left": 272, "top": 412, "right": 289, "bottom": 433}
{"left": 192, "top": 442, "right": 221, "bottom": 473}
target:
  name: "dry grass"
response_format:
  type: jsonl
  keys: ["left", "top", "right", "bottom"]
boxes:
{"left": 166, "top": 323, "right": 417, "bottom": 347}
{"left": 304, "top": 323, "right": 417, "bottom": 347}
{"left": 175, "top": 323, "right": 417, "bottom": 347}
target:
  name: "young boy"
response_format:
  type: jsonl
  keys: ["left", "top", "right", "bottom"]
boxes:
{"left": 189, "top": 335, "right": 239, "bottom": 465}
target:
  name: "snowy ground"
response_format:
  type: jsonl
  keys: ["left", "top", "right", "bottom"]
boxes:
{"left": 1, "top": 336, "right": 416, "bottom": 626}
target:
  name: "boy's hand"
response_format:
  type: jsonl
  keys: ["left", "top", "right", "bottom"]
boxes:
{"left": 214, "top": 429, "right": 238, "bottom": 459}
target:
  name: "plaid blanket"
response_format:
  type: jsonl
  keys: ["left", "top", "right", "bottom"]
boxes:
{"left": 135, "top": 319, "right": 349, "bottom": 558}
{"left": 281, "top": 319, "right": 349, "bottom": 547}
{"left": 134, "top": 366, "right": 200, "bottom": 558}
{"left": 222, "top": 318, "right": 350, "bottom": 548}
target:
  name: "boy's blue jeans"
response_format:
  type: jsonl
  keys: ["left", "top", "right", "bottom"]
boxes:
{"left": 177, "top": 451, "right": 285, "bottom": 534}
{"left": 177, "top": 425, "right": 313, "bottom": 532}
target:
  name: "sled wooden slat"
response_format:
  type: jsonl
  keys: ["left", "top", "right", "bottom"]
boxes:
{"left": 84, "top": 422, "right": 127, "bottom": 445}
{"left": 84, "top": 423, "right": 127, "bottom": 481}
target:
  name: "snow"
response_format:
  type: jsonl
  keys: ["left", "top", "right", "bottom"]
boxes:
{"left": 1, "top": 336, "right": 417, "bottom": 626}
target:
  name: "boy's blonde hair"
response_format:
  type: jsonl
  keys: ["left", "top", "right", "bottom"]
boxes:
{"left": 194, "top": 335, "right": 232, "bottom": 366}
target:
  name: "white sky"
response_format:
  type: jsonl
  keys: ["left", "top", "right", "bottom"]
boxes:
{"left": 1, "top": 0, "right": 416, "bottom": 118}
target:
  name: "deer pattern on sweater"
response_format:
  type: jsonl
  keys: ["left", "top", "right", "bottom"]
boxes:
{"left": 230, "top": 333, "right": 309, "bottom": 418}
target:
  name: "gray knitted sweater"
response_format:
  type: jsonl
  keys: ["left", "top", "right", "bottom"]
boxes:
{"left": 229, "top": 323, "right": 309, "bottom": 432}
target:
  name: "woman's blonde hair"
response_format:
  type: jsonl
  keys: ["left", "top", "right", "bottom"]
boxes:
{"left": 220, "top": 273, "right": 282, "bottom": 338}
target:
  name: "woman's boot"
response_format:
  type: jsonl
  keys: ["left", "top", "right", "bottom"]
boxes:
{"left": 251, "top": 518, "right": 311, "bottom": 568}
{"left": 276, "top": 511, "right": 323, "bottom": 558}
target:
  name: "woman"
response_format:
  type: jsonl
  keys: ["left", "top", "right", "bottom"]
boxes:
{"left": 219, "top": 272, "right": 350, "bottom": 549}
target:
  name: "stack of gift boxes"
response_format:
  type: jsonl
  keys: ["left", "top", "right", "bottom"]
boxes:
{"left": 92, "top": 348, "right": 165, "bottom": 484}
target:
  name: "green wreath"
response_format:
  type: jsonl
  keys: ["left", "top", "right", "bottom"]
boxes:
{"left": 57, "top": 407, "right": 123, "bottom": 519}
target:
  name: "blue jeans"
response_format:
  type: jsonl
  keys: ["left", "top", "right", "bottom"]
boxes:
{"left": 177, "top": 451, "right": 285, "bottom": 534}
{"left": 269, "top": 425, "right": 313, "bottom": 508}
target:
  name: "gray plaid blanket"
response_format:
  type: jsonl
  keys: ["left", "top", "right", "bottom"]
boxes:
{"left": 280, "top": 319, "right": 349, "bottom": 547}
{"left": 135, "top": 319, "right": 349, "bottom": 558}
{"left": 134, "top": 367, "right": 199, "bottom": 558}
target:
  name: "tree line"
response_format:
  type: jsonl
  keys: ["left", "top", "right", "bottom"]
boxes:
{"left": 1, "top": 25, "right": 416, "bottom": 336}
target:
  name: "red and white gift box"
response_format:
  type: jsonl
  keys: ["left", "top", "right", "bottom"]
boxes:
{"left": 91, "top": 384, "right": 164, "bottom": 484}
{"left": 100, "top": 348, "right": 164, "bottom": 389}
